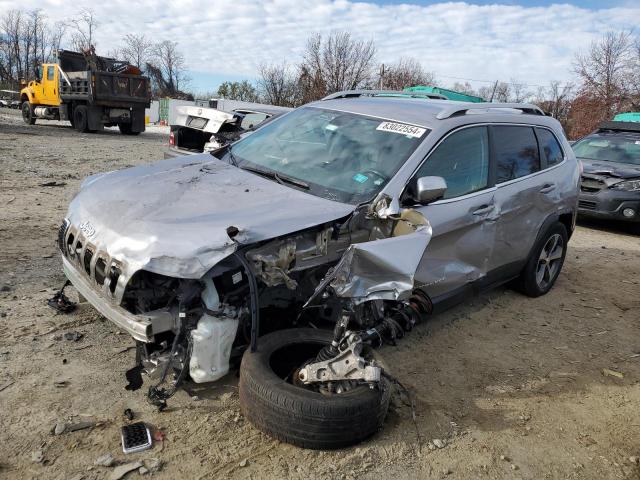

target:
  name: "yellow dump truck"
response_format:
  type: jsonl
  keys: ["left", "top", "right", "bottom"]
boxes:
{"left": 20, "top": 49, "right": 151, "bottom": 134}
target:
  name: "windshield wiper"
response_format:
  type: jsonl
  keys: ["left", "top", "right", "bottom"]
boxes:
{"left": 240, "top": 165, "right": 309, "bottom": 189}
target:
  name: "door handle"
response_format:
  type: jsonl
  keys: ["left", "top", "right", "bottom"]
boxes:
{"left": 540, "top": 183, "right": 556, "bottom": 194}
{"left": 472, "top": 204, "right": 494, "bottom": 215}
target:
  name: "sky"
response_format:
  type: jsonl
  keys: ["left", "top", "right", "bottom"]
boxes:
{"left": 2, "top": 0, "right": 639, "bottom": 95}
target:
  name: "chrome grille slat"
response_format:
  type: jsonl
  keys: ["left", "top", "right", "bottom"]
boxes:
{"left": 61, "top": 222, "right": 121, "bottom": 299}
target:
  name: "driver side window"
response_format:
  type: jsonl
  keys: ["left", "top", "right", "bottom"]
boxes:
{"left": 414, "top": 126, "right": 490, "bottom": 199}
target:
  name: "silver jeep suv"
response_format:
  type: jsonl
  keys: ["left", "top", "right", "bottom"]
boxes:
{"left": 59, "top": 91, "right": 579, "bottom": 448}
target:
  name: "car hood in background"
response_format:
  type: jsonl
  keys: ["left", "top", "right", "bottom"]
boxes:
{"left": 67, "top": 154, "right": 355, "bottom": 278}
{"left": 580, "top": 158, "right": 640, "bottom": 179}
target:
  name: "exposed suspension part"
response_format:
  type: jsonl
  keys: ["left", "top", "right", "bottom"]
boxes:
{"left": 298, "top": 290, "right": 433, "bottom": 391}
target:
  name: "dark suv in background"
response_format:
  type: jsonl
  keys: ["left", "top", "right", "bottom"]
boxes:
{"left": 574, "top": 121, "right": 640, "bottom": 224}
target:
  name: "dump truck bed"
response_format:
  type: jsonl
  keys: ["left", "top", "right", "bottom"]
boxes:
{"left": 57, "top": 50, "right": 150, "bottom": 107}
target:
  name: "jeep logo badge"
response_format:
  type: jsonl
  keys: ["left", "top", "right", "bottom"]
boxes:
{"left": 79, "top": 220, "right": 96, "bottom": 238}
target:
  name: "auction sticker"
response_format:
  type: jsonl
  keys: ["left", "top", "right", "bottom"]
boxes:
{"left": 376, "top": 121, "right": 426, "bottom": 138}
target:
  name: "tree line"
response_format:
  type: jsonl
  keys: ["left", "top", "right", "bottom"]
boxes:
{"left": 216, "top": 30, "right": 639, "bottom": 139}
{"left": 0, "top": 8, "right": 191, "bottom": 99}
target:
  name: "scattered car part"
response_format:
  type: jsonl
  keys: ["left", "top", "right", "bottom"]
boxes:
{"left": 121, "top": 422, "right": 152, "bottom": 454}
{"left": 47, "top": 280, "right": 76, "bottom": 313}
{"left": 239, "top": 328, "right": 391, "bottom": 450}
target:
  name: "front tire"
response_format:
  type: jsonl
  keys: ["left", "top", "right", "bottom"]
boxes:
{"left": 22, "top": 102, "right": 36, "bottom": 125}
{"left": 239, "top": 328, "right": 391, "bottom": 450}
{"left": 517, "top": 222, "right": 568, "bottom": 297}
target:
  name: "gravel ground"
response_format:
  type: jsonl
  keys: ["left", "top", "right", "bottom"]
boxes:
{"left": 1, "top": 107, "right": 639, "bottom": 480}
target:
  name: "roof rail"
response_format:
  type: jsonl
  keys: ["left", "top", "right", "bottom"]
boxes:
{"left": 599, "top": 121, "right": 640, "bottom": 133}
{"left": 436, "top": 103, "right": 545, "bottom": 120}
{"left": 322, "top": 89, "right": 448, "bottom": 101}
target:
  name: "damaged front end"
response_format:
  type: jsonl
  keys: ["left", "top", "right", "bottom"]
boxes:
{"left": 60, "top": 153, "right": 435, "bottom": 408}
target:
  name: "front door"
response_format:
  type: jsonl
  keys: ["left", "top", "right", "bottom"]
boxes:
{"left": 408, "top": 125, "right": 499, "bottom": 301}
{"left": 41, "top": 65, "right": 60, "bottom": 106}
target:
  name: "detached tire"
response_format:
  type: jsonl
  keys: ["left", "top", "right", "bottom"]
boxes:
{"left": 239, "top": 328, "right": 391, "bottom": 450}
{"left": 22, "top": 102, "right": 36, "bottom": 125}
{"left": 516, "top": 222, "right": 568, "bottom": 297}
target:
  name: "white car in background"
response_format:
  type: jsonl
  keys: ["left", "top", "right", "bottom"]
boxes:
{"left": 165, "top": 104, "right": 291, "bottom": 158}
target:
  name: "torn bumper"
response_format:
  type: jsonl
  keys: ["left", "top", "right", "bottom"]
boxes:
{"left": 62, "top": 255, "right": 171, "bottom": 342}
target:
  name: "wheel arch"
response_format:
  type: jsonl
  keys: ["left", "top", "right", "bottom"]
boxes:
{"left": 527, "top": 209, "right": 573, "bottom": 262}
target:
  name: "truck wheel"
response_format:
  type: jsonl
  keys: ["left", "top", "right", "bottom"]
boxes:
{"left": 73, "top": 105, "right": 89, "bottom": 133}
{"left": 118, "top": 123, "right": 140, "bottom": 135}
{"left": 22, "top": 102, "right": 36, "bottom": 125}
{"left": 239, "top": 328, "right": 391, "bottom": 450}
{"left": 516, "top": 222, "right": 568, "bottom": 297}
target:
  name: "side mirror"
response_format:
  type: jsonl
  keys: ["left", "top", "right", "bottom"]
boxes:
{"left": 411, "top": 176, "right": 447, "bottom": 204}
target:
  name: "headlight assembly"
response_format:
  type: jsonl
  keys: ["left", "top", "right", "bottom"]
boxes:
{"left": 611, "top": 179, "right": 640, "bottom": 192}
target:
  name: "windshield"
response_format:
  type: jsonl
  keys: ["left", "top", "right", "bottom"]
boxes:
{"left": 573, "top": 133, "right": 640, "bottom": 165}
{"left": 222, "top": 106, "right": 428, "bottom": 204}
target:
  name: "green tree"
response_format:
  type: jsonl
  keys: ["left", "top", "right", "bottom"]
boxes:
{"left": 217, "top": 80, "right": 258, "bottom": 102}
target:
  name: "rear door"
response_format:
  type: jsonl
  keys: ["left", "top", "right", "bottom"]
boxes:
{"left": 410, "top": 125, "right": 498, "bottom": 300}
{"left": 490, "top": 124, "right": 558, "bottom": 272}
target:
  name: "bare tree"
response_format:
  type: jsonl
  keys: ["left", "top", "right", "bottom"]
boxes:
{"left": 146, "top": 40, "right": 190, "bottom": 97}
{"left": 0, "top": 10, "right": 24, "bottom": 83}
{"left": 573, "top": 31, "right": 633, "bottom": 117}
{"left": 67, "top": 8, "right": 99, "bottom": 52}
{"left": 509, "top": 78, "right": 531, "bottom": 103}
{"left": 299, "top": 31, "right": 376, "bottom": 101}
{"left": 257, "top": 62, "right": 300, "bottom": 107}
{"left": 120, "top": 34, "right": 152, "bottom": 69}
{"left": 378, "top": 57, "right": 435, "bottom": 90}
{"left": 451, "top": 81, "right": 478, "bottom": 96}
{"left": 534, "top": 81, "right": 574, "bottom": 119}
{"left": 0, "top": 9, "right": 66, "bottom": 87}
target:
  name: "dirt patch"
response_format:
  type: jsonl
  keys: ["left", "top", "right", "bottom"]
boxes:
{"left": 1, "top": 108, "right": 639, "bottom": 479}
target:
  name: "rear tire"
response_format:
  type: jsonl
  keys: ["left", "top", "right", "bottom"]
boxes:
{"left": 73, "top": 105, "right": 89, "bottom": 133}
{"left": 119, "top": 123, "right": 140, "bottom": 135}
{"left": 22, "top": 102, "right": 36, "bottom": 125}
{"left": 517, "top": 222, "right": 568, "bottom": 297}
{"left": 239, "top": 328, "right": 391, "bottom": 450}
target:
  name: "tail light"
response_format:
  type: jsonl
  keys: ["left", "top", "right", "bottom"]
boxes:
{"left": 169, "top": 131, "right": 175, "bottom": 146}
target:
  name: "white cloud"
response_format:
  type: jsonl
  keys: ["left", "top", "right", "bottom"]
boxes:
{"left": 2, "top": 0, "right": 639, "bottom": 90}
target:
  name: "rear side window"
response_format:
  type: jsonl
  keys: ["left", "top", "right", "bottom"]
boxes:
{"left": 493, "top": 126, "right": 541, "bottom": 183}
{"left": 415, "top": 126, "right": 489, "bottom": 199}
{"left": 47, "top": 66, "right": 55, "bottom": 81}
{"left": 536, "top": 128, "right": 564, "bottom": 167}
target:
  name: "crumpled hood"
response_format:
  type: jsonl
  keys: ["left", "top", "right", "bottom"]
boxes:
{"left": 580, "top": 158, "right": 640, "bottom": 179}
{"left": 67, "top": 154, "right": 355, "bottom": 278}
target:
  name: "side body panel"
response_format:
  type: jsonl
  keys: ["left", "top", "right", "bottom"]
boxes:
{"left": 413, "top": 189, "right": 497, "bottom": 298}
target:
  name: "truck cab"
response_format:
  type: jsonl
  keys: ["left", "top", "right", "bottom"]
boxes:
{"left": 21, "top": 64, "right": 61, "bottom": 106}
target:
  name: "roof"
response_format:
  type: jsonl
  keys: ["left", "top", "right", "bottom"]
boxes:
{"left": 309, "top": 95, "right": 545, "bottom": 128}
{"left": 599, "top": 121, "right": 640, "bottom": 134}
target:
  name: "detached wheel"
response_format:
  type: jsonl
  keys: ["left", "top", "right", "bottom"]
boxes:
{"left": 73, "top": 105, "right": 89, "bottom": 133}
{"left": 239, "top": 328, "right": 391, "bottom": 450}
{"left": 517, "top": 222, "right": 568, "bottom": 297}
{"left": 119, "top": 123, "right": 140, "bottom": 135}
{"left": 22, "top": 102, "right": 36, "bottom": 125}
